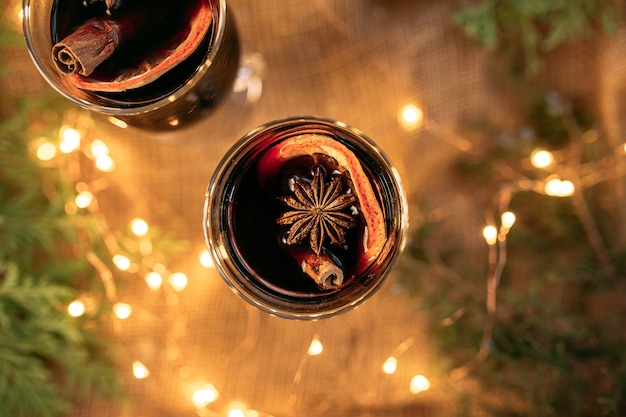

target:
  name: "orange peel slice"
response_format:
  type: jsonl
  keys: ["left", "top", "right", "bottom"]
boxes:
{"left": 258, "top": 133, "right": 386, "bottom": 266}
{"left": 65, "top": 0, "right": 212, "bottom": 92}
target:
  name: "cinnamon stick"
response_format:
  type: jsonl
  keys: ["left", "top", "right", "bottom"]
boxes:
{"left": 51, "top": 0, "right": 174, "bottom": 77}
{"left": 52, "top": 17, "right": 119, "bottom": 76}
{"left": 293, "top": 249, "right": 344, "bottom": 290}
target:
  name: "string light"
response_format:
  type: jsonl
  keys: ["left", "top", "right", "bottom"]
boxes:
{"left": 67, "top": 300, "right": 86, "bottom": 317}
{"left": 501, "top": 211, "right": 516, "bottom": 229}
{"left": 530, "top": 149, "right": 554, "bottom": 168}
{"left": 132, "top": 361, "right": 150, "bottom": 379}
{"left": 59, "top": 126, "right": 81, "bottom": 153}
{"left": 199, "top": 249, "right": 214, "bottom": 268}
{"left": 145, "top": 272, "right": 163, "bottom": 291}
{"left": 95, "top": 155, "right": 115, "bottom": 172}
{"left": 482, "top": 225, "right": 498, "bottom": 245}
{"left": 382, "top": 356, "right": 398, "bottom": 374}
{"left": 36, "top": 141, "right": 57, "bottom": 161}
{"left": 307, "top": 337, "right": 323, "bottom": 356}
{"left": 90, "top": 139, "right": 109, "bottom": 158}
{"left": 544, "top": 177, "right": 575, "bottom": 197}
{"left": 74, "top": 190, "right": 94, "bottom": 209}
{"left": 226, "top": 401, "right": 248, "bottom": 417}
{"left": 130, "top": 218, "right": 149, "bottom": 236}
{"left": 409, "top": 375, "right": 431, "bottom": 394}
{"left": 169, "top": 272, "right": 188, "bottom": 292}
{"left": 192, "top": 384, "right": 219, "bottom": 408}
{"left": 112, "top": 254, "right": 131, "bottom": 271}
{"left": 113, "top": 302, "right": 132, "bottom": 319}
{"left": 398, "top": 103, "right": 424, "bottom": 131}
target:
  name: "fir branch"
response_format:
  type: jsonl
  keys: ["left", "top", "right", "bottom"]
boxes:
{"left": 401, "top": 91, "right": 626, "bottom": 416}
{"left": 453, "top": 0, "right": 622, "bottom": 76}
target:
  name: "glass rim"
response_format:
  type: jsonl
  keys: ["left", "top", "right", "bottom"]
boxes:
{"left": 22, "top": 0, "right": 230, "bottom": 116}
{"left": 203, "top": 116, "right": 409, "bottom": 320}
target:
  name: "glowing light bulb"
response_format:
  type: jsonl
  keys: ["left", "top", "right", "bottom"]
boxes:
{"left": 90, "top": 139, "right": 109, "bottom": 158}
{"left": 168, "top": 118, "right": 180, "bottom": 127}
{"left": 308, "top": 338, "right": 323, "bottom": 356}
{"left": 132, "top": 361, "right": 150, "bottom": 379}
{"left": 545, "top": 178, "right": 562, "bottom": 196}
{"left": 75, "top": 190, "right": 94, "bottom": 209}
{"left": 36, "top": 141, "right": 57, "bottom": 161}
{"left": 113, "top": 302, "right": 132, "bottom": 319}
{"left": 169, "top": 272, "right": 188, "bottom": 292}
{"left": 409, "top": 374, "right": 431, "bottom": 394}
{"left": 227, "top": 402, "right": 248, "bottom": 417}
{"left": 398, "top": 103, "right": 423, "bottom": 131}
{"left": 113, "top": 254, "right": 131, "bottom": 271}
{"left": 59, "top": 127, "right": 81, "bottom": 153}
{"left": 192, "top": 384, "right": 219, "bottom": 407}
{"left": 68, "top": 300, "right": 86, "bottom": 317}
{"left": 382, "top": 356, "right": 397, "bottom": 374}
{"left": 95, "top": 155, "right": 115, "bottom": 172}
{"left": 199, "top": 249, "right": 214, "bottom": 268}
{"left": 145, "top": 272, "right": 163, "bottom": 291}
{"left": 558, "top": 180, "right": 575, "bottom": 196}
{"left": 130, "top": 218, "right": 149, "bottom": 236}
{"left": 545, "top": 178, "right": 575, "bottom": 197}
{"left": 501, "top": 211, "right": 516, "bottom": 229}
{"left": 530, "top": 149, "right": 554, "bottom": 168}
{"left": 482, "top": 225, "right": 498, "bottom": 245}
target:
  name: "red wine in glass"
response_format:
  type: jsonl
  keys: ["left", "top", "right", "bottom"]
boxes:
{"left": 24, "top": 0, "right": 239, "bottom": 130}
{"left": 204, "top": 116, "right": 408, "bottom": 319}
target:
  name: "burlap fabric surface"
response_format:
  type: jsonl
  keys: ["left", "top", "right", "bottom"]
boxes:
{"left": 5, "top": 0, "right": 624, "bottom": 416}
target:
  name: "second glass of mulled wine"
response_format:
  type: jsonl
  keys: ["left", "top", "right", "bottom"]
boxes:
{"left": 204, "top": 116, "right": 408, "bottom": 319}
{"left": 23, "top": 0, "right": 239, "bottom": 130}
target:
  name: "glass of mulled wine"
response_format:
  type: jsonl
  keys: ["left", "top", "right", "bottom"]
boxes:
{"left": 22, "top": 0, "right": 239, "bottom": 130}
{"left": 204, "top": 116, "right": 408, "bottom": 319}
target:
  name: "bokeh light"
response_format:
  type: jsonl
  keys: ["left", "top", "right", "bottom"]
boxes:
{"left": 169, "top": 272, "right": 188, "bottom": 292}
{"left": 199, "top": 249, "right": 214, "bottom": 268}
{"left": 409, "top": 374, "right": 431, "bottom": 394}
{"left": 59, "top": 127, "right": 81, "bottom": 153}
{"left": 530, "top": 149, "right": 554, "bottom": 168}
{"left": 501, "top": 211, "right": 516, "bottom": 229}
{"left": 113, "top": 254, "right": 131, "bottom": 271}
{"left": 192, "top": 384, "right": 219, "bottom": 408}
{"left": 113, "top": 302, "right": 132, "bottom": 320}
{"left": 307, "top": 338, "right": 323, "bottom": 356}
{"left": 130, "top": 218, "right": 149, "bottom": 236}
{"left": 382, "top": 356, "right": 397, "bottom": 374}
{"left": 482, "top": 225, "right": 498, "bottom": 245}
{"left": 145, "top": 272, "right": 163, "bottom": 291}
{"left": 398, "top": 103, "right": 424, "bottom": 131}
{"left": 36, "top": 141, "right": 57, "bottom": 161}
{"left": 67, "top": 300, "right": 86, "bottom": 317}
{"left": 75, "top": 190, "right": 94, "bottom": 209}
{"left": 132, "top": 361, "right": 150, "bottom": 379}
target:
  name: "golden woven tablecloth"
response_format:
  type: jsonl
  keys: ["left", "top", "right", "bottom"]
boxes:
{"left": 4, "top": 0, "right": 624, "bottom": 416}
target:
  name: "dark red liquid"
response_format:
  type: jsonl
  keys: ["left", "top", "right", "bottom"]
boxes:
{"left": 52, "top": 0, "right": 215, "bottom": 102}
{"left": 50, "top": 0, "right": 240, "bottom": 129}
{"left": 230, "top": 139, "right": 378, "bottom": 296}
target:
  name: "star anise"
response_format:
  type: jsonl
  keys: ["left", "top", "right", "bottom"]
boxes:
{"left": 277, "top": 166, "right": 356, "bottom": 255}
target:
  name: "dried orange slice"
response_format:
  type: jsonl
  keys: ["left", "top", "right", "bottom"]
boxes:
{"left": 64, "top": 0, "right": 212, "bottom": 92}
{"left": 258, "top": 133, "right": 387, "bottom": 266}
